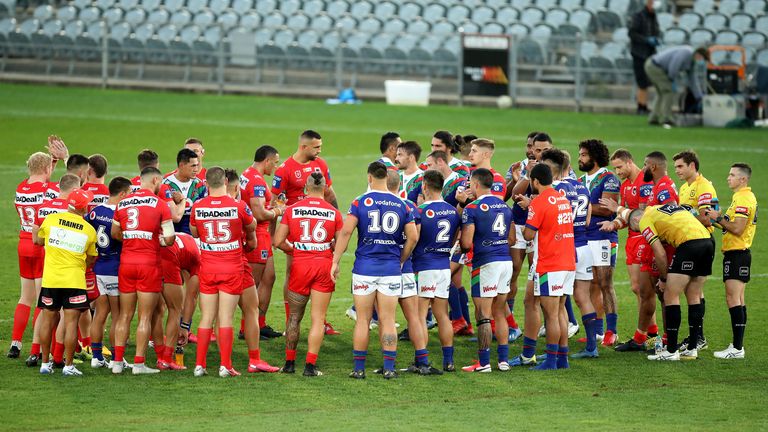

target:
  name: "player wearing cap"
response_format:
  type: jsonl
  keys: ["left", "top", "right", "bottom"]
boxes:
{"left": 164, "top": 148, "right": 207, "bottom": 234}
{"left": 34, "top": 188, "right": 98, "bottom": 375}
{"left": 111, "top": 167, "right": 176, "bottom": 375}
{"left": 333, "top": 161, "right": 417, "bottom": 379}
{"left": 190, "top": 167, "right": 257, "bottom": 377}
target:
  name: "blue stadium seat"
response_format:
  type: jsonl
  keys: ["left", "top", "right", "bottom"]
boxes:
{"left": 530, "top": 22, "right": 553, "bottom": 43}
{"left": 383, "top": 17, "right": 406, "bottom": 34}
{"left": 569, "top": 8, "right": 594, "bottom": 33}
{"left": 217, "top": 10, "right": 239, "bottom": 30}
{"left": 103, "top": 7, "right": 124, "bottom": 25}
{"left": 374, "top": 1, "right": 397, "bottom": 20}
{"left": 421, "top": 3, "right": 444, "bottom": 23}
{"left": 583, "top": 0, "right": 605, "bottom": 12}
{"left": 662, "top": 27, "right": 687, "bottom": 45}
{"left": 408, "top": 17, "right": 430, "bottom": 34}
{"left": 521, "top": 7, "right": 545, "bottom": 26}
{"left": 75, "top": 34, "right": 101, "bottom": 61}
{"left": 755, "top": 15, "right": 768, "bottom": 34}
{"left": 297, "top": 29, "right": 320, "bottom": 48}
{"left": 64, "top": 20, "right": 85, "bottom": 38}
{"left": 394, "top": 33, "right": 418, "bottom": 51}
{"left": 42, "top": 19, "right": 62, "bottom": 36}
{"left": 141, "top": 0, "right": 161, "bottom": 11}
{"left": 596, "top": 10, "right": 622, "bottom": 32}
{"left": 180, "top": 25, "right": 202, "bottom": 43}
{"left": 57, "top": 6, "right": 78, "bottom": 22}
{"left": 0, "top": 17, "right": 14, "bottom": 36}
{"left": 715, "top": 30, "right": 740, "bottom": 45}
{"left": 757, "top": 49, "right": 768, "bottom": 66}
{"left": 656, "top": 12, "right": 674, "bottom": 32}
{"left": 743, "top": 0, "right": 766, "bottom": 17}
{"left": 693, "top": 0, "right": 715, "bottom": 16}
{"left": 456, "top": 20, "right": 479, "bottom": 33}
{"left": 164, "top": 0, "right": 186, "bottom": 13}
{"left": 535, "top": 0, "right": 557, "bottom": 10}
{"left": 370, "top": 31, "right": 394, "bottom": 51}
{"left": 119, "top": 0, "right": 139, "bottom": 9}
{"left": 193, "top": 9, "right": 215, "bottom": 27}
{"left": 302, "top": 0, "right": 324, "bottom": 17}
{"left": 86, "top": 20, "right": 106, "bottom": 38}
{"left": 320, "top": 31, "right": 340, "bottom": 50}
{"left": 408, "top": 47, "right": 432, "bottom": 75}
{"left": 157, "top": 23, "right": 178, "bottom": 43}
{"left": 359, "top": 15, "right": 382, "bottom": 33}
{"left": 677, "top": 12, "right": 702, "bottom": 32}
{"left": 350, "top": 1, "right": 374, "bottom": 19}
{"left": 310, "top": 13, "right": 333, "bottom": 32}
{"left": 170, "top": 10, "right": 192, "bottom": 27}
{"left": 545, "top": 8, "right": 570, "bottom": 28}
{"left": 472, "top": 5, "right": 495, "bottom": 25}
{"left": 326, "top": 0, "right": 348, "bottom": 19}
{"left": 729, "top": 13, "right": 753, "bottom": 34}
{"left": 512, "top": 0, "right": 533, "bottom": 9}
{"left": 280, "top": 0, "right": 301, "bottom": 16}
{"left": 606, "top": 0, "right": 629, "bottom": 16}
{"left": 240, "top": 11, "right": 260, "bottom": 30}
{"left": 418, "top": 34, "right": 442, "bottom": 53}
{"left": 718, "top": 0, "right": 741, "bottom": 17}
{"left": 742, "top": 31, "right": 766, "bottom": 51}
{"left": 79, "top": 6, "right": 101, "bottom": 24}
{"left": 703, "top": 13, "right": 728, "bottom": 32}
{"left": 689, "top": 27, "right": 714, "bottom": 46}
{"left": 518, "top": 38, "right": 545, "bottom": 64}
{"left": 111, "top": 21, "right": 132, "bottom": 40}
{"left": 203, "top": 26, "right": 221, "bottom": 45}
{"left": 335, "top": 14, "right": 357, "bottom": 32}
{"left": 286, "top": 12, "right": 310, "bottom": 30}
{"left": 343, "top": 31, "right": 367, "bottom": 49}
{"left": 496, "top": 7, "right": 519, "bottom": 25}
{"left": 187, "top": 0, "right": 208, "bottom": 14}
{"left": 273, "top": 27, "right": 295, "bottom": 48}
{"left": 255, "top": 0, "right": 277, "bottom": 15}
{"left": 254, "top": 27, "right": 273, "bottom": 45}
{"left": 483, "top": 21, "right": 504, "bottom": 34}
{"left": 231, "top": 0, "right": 254, "bottom": 15}
{"left": 134, "top": 22, "right": 155, "bottom": 41}
{"left": 611, "top": 27, "right": 629, "bottom": 43}
{"left": 560, "top": 0, "right": 582, "bottom": 11}
{"left": 209, "top": 0, "right": 230, "bottom": 15}
{"left": 447, "top": 4, "right": 471, "bottom": 24}
{"left": 147, "top": 8, "right": 169, "bottom": 26}
{"left": 96, "top": 0, "right": 116, "bottom": 11}
{"left": 18, "top": 18, "right": 40, "bottom": 35}
{"left": 72, "top": 0, "right": 91, "bottom": 9}
{"left": 124, "top": 8, "right": 147, "bottom": 27}
{"left": 263, "top": 11, "right": 286, "bottom": 28}
{"left": 507, "top": 22, "right": 530, "bottom": 38}
{"left": 399, "top": 2, "right": 423, "bottom": 22}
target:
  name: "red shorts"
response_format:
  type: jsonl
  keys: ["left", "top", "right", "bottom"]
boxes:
{"left": 119, "top": 264, "right": 162, "bottom": 293}
{"left": 241, "top": 258, "right": 256, "bottom": 290}
{"left": 161, "top": 255, "right": 183, "bottom": 286}
{"left": 288, "top": 259, "right": 335, "bottom": 296}
{"left": 18, "top": 239, "right": 43, "bottom": 279}
{"left": 640, "top": 243, "right": 676, "bottom": 277}
{"left": 181, "top": 253, "right": 200, "bottom": 277}
{"left": 625, "top": 235, "right": 648, "bottom": 266}
{"left": 86, "top": 270, "right": 99, "bottom": 301}
{"left": 245, "top": 231, "right": 272, "bottom": 264}
{"left": 199, "top": 272, "right": 243, "bottom": 296}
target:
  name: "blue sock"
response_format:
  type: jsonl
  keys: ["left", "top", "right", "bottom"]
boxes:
{"left": 353, "top": 350, "right": 367, "bottom": 371}
{"left": 507, "top": 297, "right": 515, "bottom": 313}
{"left": 372, "top": 307, "right": 379, "bottom": 322}
{"left": 415, "top": 349, "right": 429, "bottom": 367}
{"left": 478, "top": 348, "right": 490, "bottom": 366}
{"left": 442, "top": 346, "right": 454, "bottom": 367}
{"left": 351, "top": 305, "right": 356, "bottom": 312}
{"left": 448, "top": 285, "right": 462, "bottom": 320}
{"left": 522, "top": 336, "right": 537, "bottom": 358}
{"left": 596, "top": 318, "right": 604, "bottom": 336}
{"left": 565, "top": 295, "right": 578, "bottom": 325}
{"left": 382, "top": 350, "right": 397, "bottom": 371}
{"left": 91, "top": 342, "right": 103, "bottom": 361}
{"left": 557, "top": 346, "right": 570, "bottom": 369}
{"left": 426, "top": 308, "right": 434, "bottom": 323}
{"left": 497, "top": 344, "right": 509, "bottom": 363}
{"left": 582, "top": 312, "right": 598, "bottom": 352}
{"left": 458, "top": 287, "right": 471, "bottom": 322}
{"left": 544, "top": 344, "right": 559, "bottom": 367}
{"left": 606, "top": 313, "right": 618, "bottom": 333}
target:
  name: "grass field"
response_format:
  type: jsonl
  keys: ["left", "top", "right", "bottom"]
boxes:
{"left": 1, "top": 83, "right": 767, "bottom": 431}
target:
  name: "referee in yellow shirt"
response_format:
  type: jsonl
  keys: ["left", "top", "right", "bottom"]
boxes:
{"left": 33, "top": 188, "right": 98, "bottom": 376}
{"left": 704, "top": 163, "right": 756, "bottom": 359}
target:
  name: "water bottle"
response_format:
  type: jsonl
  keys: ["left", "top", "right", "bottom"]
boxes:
{"left": 710, "top": 197, "right": 720, "bottom": 212}
{"left": 654, "top": 334, "right": 663, "bottom": 354}
{"left": 175, "top": 345, "right": 184, "bottom": 367}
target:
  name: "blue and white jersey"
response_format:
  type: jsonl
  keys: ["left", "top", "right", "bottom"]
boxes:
{"left": 563, "top": 178, "right": 591, "bottom": 247}
{"left": 412, "top": 200, "right": 460, "bottom": 272}
{"left": 442, "top": 171, "right": 468, "bottom": 207}
{"left": 580, "top": 167, "right": 620, "bottom": 242}
{"left": 85, "top": 203, "right": 121, "bottom": 276}
{"left": 462, "top": 194, "right": 513, "bottom": 267}
{"left": 349, "top": 191, "right": 414, "bottom": 277}
{"left": 399, "top": 198, "right": 418, "bottom": 274}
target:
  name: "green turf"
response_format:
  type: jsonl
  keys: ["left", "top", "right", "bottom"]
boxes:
{"left": 0, "top": 83, "right": 767, "bottom": 431}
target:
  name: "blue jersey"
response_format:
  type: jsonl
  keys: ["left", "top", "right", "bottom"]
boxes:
{"left": 563, "top": 178, "right": 591, "bottom": 247}
{"left": 442, "top": 172, "right": 467, "bottom": 207}
{"left": 412, "top": 200, "right": 460, "bottom": 272}
{"left": 349, "top": 191, "right": 414, "bottom": 277}
{"left": 580, "top": 168, "right": 620, "bottom": 242}
{"left": 85, "top": 204, "right": 121, "bottom": 276}
{"left": 399, "top": 199, "right": 418, "bottom": 274}
{"left": 462, "top": 194, "right": 513, "bottom": 267}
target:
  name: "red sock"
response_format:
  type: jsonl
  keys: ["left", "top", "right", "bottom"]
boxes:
{"left": 33, "top": 307, "right": 41, "bottom": 325}
{"left": 306, "top": 352, "right": 318, "bottom": 365}
{"left": 218, "top": 327, "right": 234, "bottom": 369}
{"left": 285, "top": 349, "right": 296, "bottom": 361}
{"left": 11, "top": 304, "right": 31, "bottom": 342}
{"left": 506, "top": 313, "right": 518, "bottom": 329}
{"left": 196, "top": 328, "right": 212, "bottom": 368}
{"left": 31, "top": 343, "right": 41, "bottom": 356}
{"left": 154, "top": 343, "right": 165, "bottom": 361}
{"left": 633, "top": 330, "right": 648, "bottom": 344}
{"left": 114, "top": 345, "right": 125, "bottom": 362}
{"left": 53, "top": 342, "right": 65, "bottom": 363}
{"left": 134, "top": 356, "right": 145, "bottom": 365}
{"left": 164, "top": 345, "right": 174, "bottom": 363}
{"left": 490, "top": 319, "right": 496, "bottom": 334}
{"left": 647, "top": 324, "right": 659, "bottom": 335}
{"left": 82, "top": 337, "right": 91, "bottom": 349}
{"left": 248, "top": 349, "right": 261, "bottom": 363}
{"left": 258, "top": 314, "right": 266, "bottom": 329}
{"left": 240, "top": 318, "right": 245, "bottom": 334}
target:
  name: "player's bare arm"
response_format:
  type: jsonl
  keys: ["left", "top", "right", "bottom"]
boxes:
{"left": 272, "top": 223, "right": 293, "bottom": 254}
{"left": 460, "top": 224, "right": 474, "bottom": 253}
{"left": 507, "top": 222, "right": 517, "bottom": 250}
{"left": 110, "top": 220, "right": 123, "bottom": 241}
{"left": 331, "top": 215, "right": 357, "bottom": 282}
{"left": 593, "top": 191, "right": 620, "bottom": 217}
{"left": 522, "top": 226, "right": 536, "bottom": 242}
{"left": 706, "top": 208, "right": 747, "bottom": 236}
{"left": 324, "top": 185, "right": 338, "bottom": 209}
{"left": 401, "top": 222, "right": 418, "bottom": 265}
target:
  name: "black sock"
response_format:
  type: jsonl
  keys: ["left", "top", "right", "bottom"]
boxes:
{"left": 687, "top": 304, "right": 703, "bottom": 350}
{"left": 665, "top": 305, "right": 681, "bottom": 353}
{"left": 700, "top": 298, "right": 706, "bottom": 338}
{"left": 743, "top": 305, "right": 747, "bottom": 326}
{"left": 729, "top": 306, "right": 745, "bottom": 350}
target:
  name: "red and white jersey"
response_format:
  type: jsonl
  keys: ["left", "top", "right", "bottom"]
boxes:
{"left": 281, "top": 197, "right": 343, "bottom": 261}
{"left": 161, "top": 232, "right": 201, "bottom": 270}
{"left": 83, "top": 182, "right": 110, "bottom": 213}
{"left": 129, "top": 176, "right": 174, "bottom": 201}
{"left": 648, "top": 175, "right": 679, "bottom": 207}
{"left": 190, "top": 195, "right": 254, "bottom": 274}
{"left": 620, "top": 174, "right": 653, "bottom": 237}
{"left": 114, "top": 189, "right": 173, "bottom": 266}
{"left": 271, "top": 156, "right": 332, "bottom": 206}
{"left": 240, "top": 166, "right": 272, "bottom": 234}
{"left": 15, "top": 179, "right": 48, "bottom": 238}
{"left": 165, "top": 167, "right": 207, "bottom": 183}
{"left": 45, "top": 182, "right": 60, "bottom": 200}
{"left": 35, "top": 198, "right": 69, "bottom": 227}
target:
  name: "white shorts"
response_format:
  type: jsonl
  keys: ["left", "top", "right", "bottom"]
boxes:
{"left": 575, "top": 245, "right": 594, "bottom": 281}
{"left": 401, "top": 273, "right": 417, "bottom": 298}
{"left": 96, "top": 275, "right": 119, "bottom": 297}
{"left": 533, "top": 270, "right": 575, "bottom": 297}
{"left": 588, "top": 239, "right": 612, "bottom": 267}
{"left": 351, "top": 274, "right": 402, "bottom": 297}
{"left": 471, "top": 261, "right": 513, "bottom": 298}
{"left": 512, "top": 224, "right": 534, "bottom": 253}
{"left": 416, "top": 269, "right": 451, "bottom": 299}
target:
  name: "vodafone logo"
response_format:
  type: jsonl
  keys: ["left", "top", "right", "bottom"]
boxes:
{"left": 480, "top": 203, "right": 489, "bottom": 212}
{"left": 548, "top": 196, "right": 557, "bottom": 204}
{"left": 425, "top": 209, "right": 435, "bottom": 218}
{"left": 364, "top": 197, "right": 374, "bottom": 206}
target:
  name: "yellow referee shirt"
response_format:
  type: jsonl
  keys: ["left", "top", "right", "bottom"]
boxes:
{"left": 38, "top": 211, "right": 97, "bottom": 289}
{"left": 639, "top": 204, "right": 711, "bottom": 248}
{"left": 722, "top": 187, "right": 757, "bottom": 252}
{"left": 679, "top": 173, "right": 718, "bottom": 233}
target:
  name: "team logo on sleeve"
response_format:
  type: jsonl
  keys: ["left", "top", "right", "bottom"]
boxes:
{"left": 272, "top": 176, "right": 282, "bottom": 188}
{"left": 642, "top": 227, "right": 655, "bottom": 243}
{"left": 479, "top": 203, "right": 489, "bottom": 212}
{"left": 363, "top": 197, "right": 374, "bottom": 207}
{"left": 425, "top": 209, "right": 435, "bottom": 218}
{"left": 657, "top": 190, "right": 670, "bottom": 203}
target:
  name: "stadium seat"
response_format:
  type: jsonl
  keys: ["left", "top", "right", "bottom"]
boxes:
{"left": 689, "top": 28, "right": 714, "bottom": 46}
{"left": 185, "top": 0, "right": 206, "bottom": 14}
{"left": 209, "top": 0, "right": 229, "bottom": 15}
{"left": 560, "top": 0, "right": 582, "bottom": 11}
{"left": 384, "top": 46, "right": 407, "bottom": 73}
{"left": 596, "top": 10, "right": 622, "bottom": 32}
{"left": 742, "top": 31, "right": 766, "bottom": 51}
{"left": 231, "top": 0, "right": 254, "bottom": 15}
{"left": 310, "top": 13, "right": 333, "bottom": 32}
{"left": 119, "top": 0, "right": 139, "bottom": 9}
{"left": 239, "top": 11, "right": 259, "bottom": 30}
{"left": 662, "top": 27, "right": 687, "bottom": 45}
{"left": 31, "top": 33, "right": 54, "bottom": 63}
{"left": 472, "top": 5, "right": 496, "bottom": 25}
{"left": 9, "top": 32, "right": 33, "bottom": 58}
{"left": 280, "top": 0, "right": 301, "bottom": 16}
{"left": 394, "top": 33, "right": 418, "bottom": 51}
{"left": 535, "top": 0, "right": 557, "bottom": 10}
{"left": 326, "top": 0, "right": 348, "bottom": 19}
{"left": 179, "top": 25, "right": 202, "bottom": 44}
{"left": 124, "top": 8, "right": 147, "bottom": 27}
{"left": 580, "top": 40, "right": 598, "bottom": 57}
{"left": 556, "top": 23, "right": 581, "bottom": 37}
{"left": 79, "top": 6, "right": 101, "bottom": 24}
{"left": 145, "top": 38, "right": 170, "bottom": 64}
{"left": 72, "top": 0, "right": 92, "bottom": 9}
{"left": 512, "top": 0, "right": 533, "bottom": 9}
{"left": 111, "top": 21, "right": 133, "bottom": 41}
{"left": 518, "top": 38, "right": 545, "bottom": 64}
{"left": 693, "top": 0, "right": 715, "bottom": 16}
{"left": 656, "top": 12, "right": 674, "bottom": 32}
{"left": 418, "top": 34, "right": 442, "bottom": 53}
{"left": 169, "top": 39, "right": 193, "bottom": 78}
{"left": 408, "top": 17, "right": 430, "bottom": 34}
{"left": 141, "top": 0, "right": 161, "bottom": 11}
{"left": 18, "top": 18, "right": 40, "bottom": 35}
{"left": 729, "top": 13, "right": 753, "bottom": 34}
{"left": 755, "top": 16, "right": 768, "bottom": 34}
{"left": 336, "top": 14, "right": 357, "bottom": 32}
{"left": 612, "top": 27, "right": 629, "bottom": 43}
{"left": 75, "top": 34, "right": 101, "bottom": 62}
{"left": 134, "top": 22, "right": 155, "bottom": 41}
{"left": 703, "top": 13, "right": 728, "bottom": 32}
{"left": 156, "top": 24, "right": 178, "bottom": 43}
{"left": 169, "top": 9, "right": 191, "bottom": 27}
{"left": 456, "top": 20, "right": 479, "bottom": 33}
{"left": 297, "top": 29, "right": 320, "bottom": 48}
{"left": 56, "top": 6, "right": 78, "bottom": 22}
{"left": 193, "top": 8, "right": 217, "bottom": 27}
{"left": 287, "top": 12, "right": 310, "bottom": 30}
{"left": 273, "top": 27, "right": 295, "bottom": 48}
{"left": 359, "top": 45, "right": 383, "bottom": 73}
{"left": 408, "top": 47, "right": 432, "bottom": 75}
{"left": 421, "top": 3, "right": 445, "bottom": 23}
{"left": 163, "top": 0, "right": 185, "bottom": 13}
{"left": 743, "top": 0, "right": 766, "bottom": 17}
{"left": 102, "top": 8, "right": 124, "bottom": 26}
{"left": 601, "top": 41, "right": 626, "bottom": 60}
{"left": 64, "top": 20, "right": 85, "bottom": 38}
{"left": 432, "top": 47, "right": 457, "bottom": 78}
{"left": 545, "top": 8, "right": 570, "bottom": 28}
{"left": 521, "top": 7, "right": 545, "bottom": 26}
{"left": 710, "top": 49, "right": 728, "bottom": 65}
{"left": 606, "top": 0, "right": 629, "bottom": 16}
{"left": 370, "top": 32, "right": 394, "bottom": 51}
{"left": 507, "top": 22, "right": 530, "bottom": 38}
{"left": 715, "top": 30, "right": 740, "bottom": 45}
{"left": 496, "top": 6, "right": 519, "bottom": 25}
{"left": 147, "top": 8, "right": 169, "bottom": 26}
{"left": 583, "top": 0, "right": 605, "bottom": 12}
{"left": 718, "top": 0, "right": 742, "bottom": 16}
{"left": 447, "top": 4, "right": 471, "bottom": 24}
{"left": 203, "top": 26, "right": 221, "bottom": 45}
{"left": 96, "top": 0, "right": 116, "bottom": 11}
{"left": 383, "top": 17, "right": 407, "bottom": 34}
{"left": 374, "top": 1, "right": 397, "bottom": 20}
{"left": 309, "top": 45, "right": 335, "bottom": 72}
{"left": 399, "top": 2, "right": 423, "bottom": 22}
{"left": 255, "top": 0, "right": 277, "bottom": 15}
{"left": 86, "top": 20, "right": 106, "bottom": 38}
{"left": 254, "top": 27, "right": 273, "bottom": 46}
{"left": 0, "top": 17, "right": 14, "bottom": 36}
{"left": 569, "top": 8, "right": 594, "bottom": 33}
{"left": 531, "top": 23, "right": 553, "bottom": 43}
{"left": 320, "top": 30, "right": 340, "bottom": 50}
{"left": 359, "top": 15, "right": 382, "bottom": 33}
{"left": 677, "top": 12, "right": 702, "bottom": 32}
{"left": 263, "top": 11, "right": 285, "bottom": 28}
{"left": 350, "top": 1, "right": 374, "bottom": 20}
{"left": 217, "top": 10, "right": 239, "bottom": 30}
{"left": 757, "top": 49, "right": 768, "bottom": 67}
{"left": 345, "top": 31, "right": 369, "bottom": 50}
{"left": 302, "top": 0, "right": 324, "bottom": 17}
{"left": 286, "top": 44, "right": 311, "bottom": 68}
{"left": 483, "top": 21, "right": 504, "bottom": 34}
{"left": 589, "top": 55, "right": 615, "bottom": 82}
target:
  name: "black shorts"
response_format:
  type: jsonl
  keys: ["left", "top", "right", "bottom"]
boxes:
{"left": 668, "top": 238, "right": 714, "bottom": 277}
{"left": 37, "top": 288, "right": 91, "bottom": 310}
{"left": 632, "top": 55, "right": 651, "bottom": 89}
{"left": 723, "top": 249, "right": 751, "bottom": 283}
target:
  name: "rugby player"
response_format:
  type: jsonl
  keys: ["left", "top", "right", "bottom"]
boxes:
{"left": 164, "top": 148, "right": 207, "bottom": 234}
{"left": 418, "top": 131, "right": 470, "bottom": 177}
{"left": 274, "top": 172, "right": 343, "bottom": 376}
{"left": 332, "top": 161, "right": 417, "bottom": 379}
{"left": 165, "top": 138, "right": 208, "bottom": 181}
{"left": 83, "top": 154, "right": 110, "bottom": 212}
{"left": 396, "top": 140, "right": 423, "bottom": 203}
{"left": 45, "top": 153, "right": 89, "bottom": 200}
{"left": 459, "top": 168, "right": 514, "bottom": 372}
{"left": 578, "top": 139, "right": 621, "bottom": 346}
{"left": 377, "top": 132, "right": 402, "bottom": 171}
{"left": 34, "top": 188, "right": 98, "bottom": 376}
{"left": 240, "top": 145, "right": 284, "bottom": 339}
{"left": 111, "top": 167, "right": 175, "bottom": 375}
{"left": 524, "top": 163, "right": 576, "bottom": 370}
{"left": 131, "top": 149, "right": 185, "bottom": 220}
{"left": 705, "top": 164, "right": 756, "bottom": 359}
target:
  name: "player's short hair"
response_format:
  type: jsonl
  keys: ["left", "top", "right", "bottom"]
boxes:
{"left": 397, "top": 141, "right": 422, "bottom": 161}
{"left": 367, "top": 161, "right": 388, "bottom": 179}
{"left": 422, "top": 170, "right": 444, "bottom": 193}
{"left": 694, "top": 46, "right": 710, "bottom": 61}
{"left": 59, "top": 173, "right": 81, "bottom": 193}
{"left": 88, "top": 154, "right": 108, "bottom": 178}
{"left": 732, "top": 163, "right": 752, "bottom": 179}
{"left": 645, "top": 151, "right": 667, "bottom": 168}
{"left": 527, "top": 131, "right": 540, "bottom": 140}
{"left": 471, "top": 168, "right": 494, "bottom": 189}
{"left": 530, "top": 163, "right": 553, "bottom": 186}
{"left": 177, "top": 148, "right": 198, "bottom": 166}
{"left": 254, "top": 145, "right": 278, "bottom": 162}
{"left": 301, "top": 130, "right": 322, "bottom": 140}
{"left": 561, "top": 150, "right": 572, "bottom": 173}
{"left": 455, "top": 134, "right": 475, "bottom": 156}
{"left": 533, "top": 132, "right": 553, "bottom": 145}
{"left": 541, "top": 148, "right": 566, "bottom": 172}
{"left": 185, "top": 137, "right": 203, "bottom": 147}
{"left": 610, "top": 148, "right": 634, "bottom": 162}
{"left": 140, "top": 166, "right": 162, "bottom": 179}
{"left": 66, "top": 154, "right": 89, "bottom": 172}
{"left": 672, "top": 150, "right": 700, "bottom": 171}
{"left": 224, "top": 168, "right": 239, "bottom": 189}
{"left": 27, "top": 152, "right": 52, "bottom": 175}
{"left": 428, "top": 150, "right": 449, "bottom": 164}
{"left": 306, "top": 172, "right": 326, "bottom": 191}
{"left": 137, "top": 149, "right": 159, "bottom": 170}
{"left": 433, "top": 130, "right": 457, "bottom": 154}
{"left": 380, "top": 132, "right": 400, "bottom": 154}
{"left": 471, "top": 138, "right": 495, "bottom": 151}
{"left": 108, "top": 176, "right": 132, "bottom": 196}
{"left": 579, "top": 139, "right": 610, "bottom": 168}
{"left": 628, "top": 208, "right": 644, "bottom": 231}
{"left": 386, "top": 170, "right": 401, "bottom": 193}
{"left": 206, "top": 166, "right": 226, "bottom": 187}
